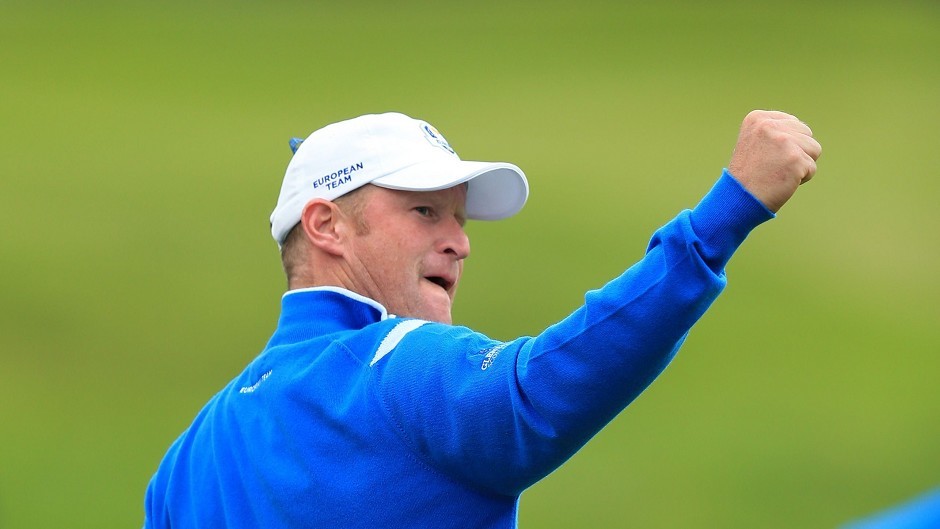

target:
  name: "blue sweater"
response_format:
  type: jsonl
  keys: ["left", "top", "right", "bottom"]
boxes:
{"left": 144, "top": 170, "right": 773, "bottom": 528}
{"left": 841, "top": 488, "right": 940, "bottom": 529}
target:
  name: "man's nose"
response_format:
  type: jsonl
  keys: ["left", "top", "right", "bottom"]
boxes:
{"left": 440, "top": 219, "right": 470, "bottom": 260}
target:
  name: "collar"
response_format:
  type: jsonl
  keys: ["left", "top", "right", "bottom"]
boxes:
{"left": 267, "top": 287, "right": 390, "bottom": 347}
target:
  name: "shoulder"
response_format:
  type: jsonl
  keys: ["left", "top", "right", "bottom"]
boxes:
{"left": 367, "top": 319, "right": 509, "bottom": 371}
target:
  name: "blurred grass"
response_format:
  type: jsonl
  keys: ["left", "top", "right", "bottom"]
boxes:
{"left": 1, "top": 1, "right": 938, "bottom": 527}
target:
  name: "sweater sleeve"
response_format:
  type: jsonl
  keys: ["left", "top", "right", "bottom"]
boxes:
{"left": 372, "top": 170, "right": 773, "bottom": 495}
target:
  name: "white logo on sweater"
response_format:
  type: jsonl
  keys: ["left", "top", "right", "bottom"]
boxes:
{"left": 481, "top": 343, "right": 509, "bottom": 371}
{"left": 239, "top": 370, "right": 272, "bottom": 394}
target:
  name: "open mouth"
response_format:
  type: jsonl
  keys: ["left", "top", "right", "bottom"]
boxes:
{"left": 424, "top": 276, "right": 452, "bottom": 292}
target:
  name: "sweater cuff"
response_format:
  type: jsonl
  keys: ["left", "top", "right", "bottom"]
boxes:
{"left": 689, "top": 169, "right": 775, "bottom": 270}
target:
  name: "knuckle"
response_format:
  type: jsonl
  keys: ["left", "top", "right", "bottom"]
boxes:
{"left": 766, "top": 126, "right": 788, "bottom": 143}
{"left": 758, "top": 117, "right": 784, "bottom": 137}
{"left": 745, "top": 110, "right": 764, "bottom": 126}
{"left": 785, "top": 145, "right": 805, "bottom": 163}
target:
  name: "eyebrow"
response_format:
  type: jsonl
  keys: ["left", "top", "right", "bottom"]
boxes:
{"left": 401, "top": 189, "right": 467, "bottom": 225}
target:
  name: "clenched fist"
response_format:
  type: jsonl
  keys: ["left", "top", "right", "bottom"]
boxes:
{"left": 728, "top": 110, "right": 822, "bottom": 213}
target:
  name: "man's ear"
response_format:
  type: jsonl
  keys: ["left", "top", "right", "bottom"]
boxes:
{"left": 300, "top": 199, "right": 346, "bottom": 257}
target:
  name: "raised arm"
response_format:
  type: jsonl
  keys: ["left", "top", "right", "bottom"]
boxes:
{"left": 374, "top": 110, "right": 822, "bottom": 495}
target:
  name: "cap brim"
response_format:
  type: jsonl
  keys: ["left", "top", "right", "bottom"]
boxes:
{"left": 371, "top": 159, "right": 528, "bottom": 221}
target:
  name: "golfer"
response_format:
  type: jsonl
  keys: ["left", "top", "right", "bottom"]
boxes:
{"left": 144, "top": 110, "right": 821, "bottom": 528}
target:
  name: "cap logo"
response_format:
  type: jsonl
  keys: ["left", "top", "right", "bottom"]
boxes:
{"left": 420, "top": 122, "right": 455, "bottom": 154}
{"left": 312, "top": 161, "right": 365, "bottom": 191}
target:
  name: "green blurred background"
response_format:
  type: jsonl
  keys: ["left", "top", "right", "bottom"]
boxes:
{"left": 2, "top": 1, "right": 938, "bottom": 527}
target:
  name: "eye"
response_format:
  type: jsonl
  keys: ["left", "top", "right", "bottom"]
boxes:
{"left": 414, "top": 206, "right": 433, "bottom": 217}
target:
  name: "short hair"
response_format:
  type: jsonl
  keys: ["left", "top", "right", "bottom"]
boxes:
{"left": 279, "top": 185, "right": 372, "bottom": 286}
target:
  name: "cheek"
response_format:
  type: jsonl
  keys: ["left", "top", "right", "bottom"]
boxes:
{"left": 374, "top": 251, "right": 418, "bottom": 288}
{"left": 354, "top": 229, "right": 425, "bottom": 288}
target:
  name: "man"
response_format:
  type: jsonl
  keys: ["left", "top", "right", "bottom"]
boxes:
{"left": 144, "top": 110, "right": 820, "bottom": 528}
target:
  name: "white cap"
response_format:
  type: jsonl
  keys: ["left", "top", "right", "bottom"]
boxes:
{"left": 270, "top": 112, "right": 529, "bottom": 245}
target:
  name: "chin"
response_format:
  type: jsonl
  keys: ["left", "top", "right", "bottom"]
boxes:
{"left": 435, "top": 314, "right": 453, "bottom": 325}
{"left": 410, "top": 292, "right": 454, "bottom": 324}
{"left": 391, "top": 303, "right": 451, "bottom": 324}
{"left": 421, "top": 310, "right": 452, "bottom": 325}
{"left": 421, "top": 304, "right": 453, "bottom": 325}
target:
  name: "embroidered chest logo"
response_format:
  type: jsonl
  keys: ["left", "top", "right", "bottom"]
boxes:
{"left": 481, "top": 343, "right": 509, "bottom": 371}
